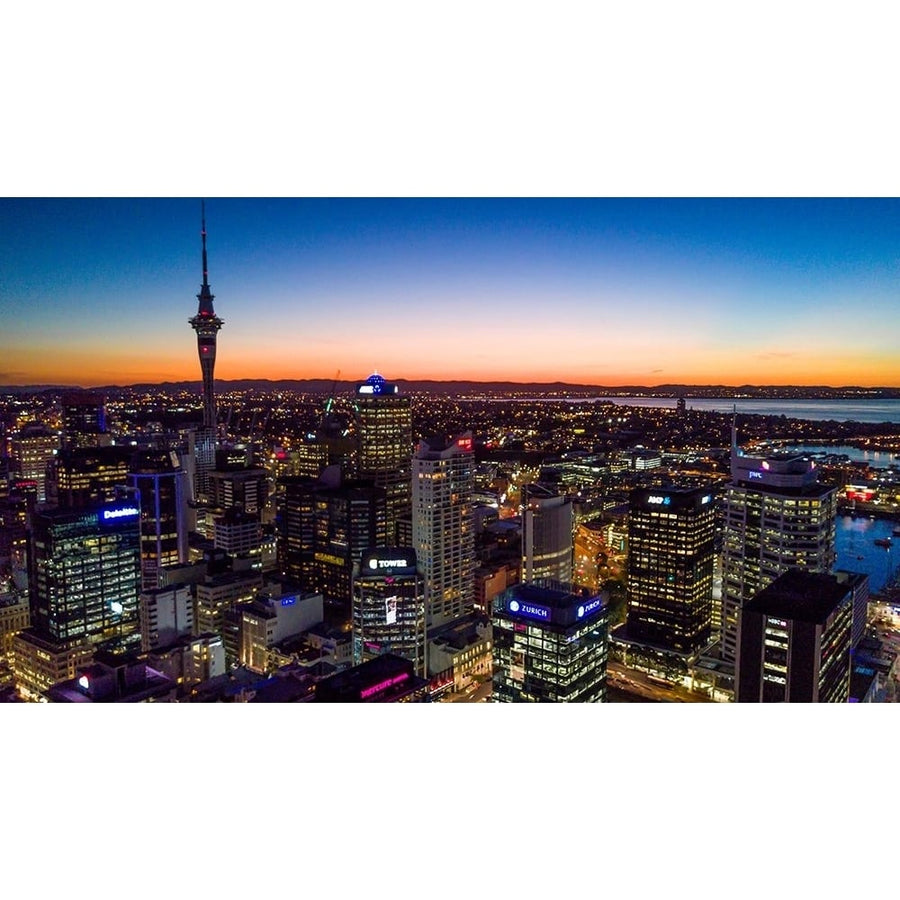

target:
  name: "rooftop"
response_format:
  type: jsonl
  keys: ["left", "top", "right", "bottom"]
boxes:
{"left": 744, "top": 570, "right": 851, "bottom": 624}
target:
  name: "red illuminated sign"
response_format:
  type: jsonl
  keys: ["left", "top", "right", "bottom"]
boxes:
{"left": 457, "top": 437, "right": 473, "bottom": 451}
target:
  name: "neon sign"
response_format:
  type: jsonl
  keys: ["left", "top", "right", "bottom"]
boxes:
{"left": 360, "top": 671, "right": 410, "bottom": 699}
{"left": 748, "top": 471, "right": 763, "bottom": 480}
{"left": 368, "top": 557, "right": 411, "bottom": 569}
{"left": 281, "top": 596, "right": 297, "bottom": 607}
{"left": 577, "top": 597, "right": 602, "bottom": 619}
{"left": 508, "top": 599, "right": 550, "bottom": 621}
{"left": 102, "top": 506, "right": 139, "bottom": 521}
{"left": 78, "top": 675, "right": 90, "bottom": 690}
{"left": 647, "top": 495, "right": 670, "bottom": 505}
{"left": 456, "top": 437, "right": 473, "bottom": 451}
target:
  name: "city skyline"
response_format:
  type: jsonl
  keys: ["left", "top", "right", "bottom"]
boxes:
{"left": 2, "top": 197, "right": 900, "bottom": 389}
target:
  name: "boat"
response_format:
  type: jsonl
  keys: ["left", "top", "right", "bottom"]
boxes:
{"left": 874, "top": 538, "right": 892, "bottom": 548}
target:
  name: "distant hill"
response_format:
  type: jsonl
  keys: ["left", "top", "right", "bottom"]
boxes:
{"left": 3, "top": 379, "right": 900, "bottom": 399}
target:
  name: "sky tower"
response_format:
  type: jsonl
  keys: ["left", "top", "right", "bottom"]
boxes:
{"left": 187, "top": 202, "right": 224, "bottom": 508}
{"left": 188, "top": 202, "right": 224, "bottom": 429}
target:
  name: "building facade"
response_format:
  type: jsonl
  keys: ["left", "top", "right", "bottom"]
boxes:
{"left": 27, "top": 498, "right": 142, "bottom": 650}
{"left": 352, "top": 548, "right": 426, "bottom": 677}
{"left": 353, "top": 372, "right": 413, "bottom": 545}
{"left": 412, "top": 432, "right": 475, "bottom": 628}
{"left": 627, "top": 486, "right": 716, "bottom": 655}
{"left": 521, "top": 482, "right": 573, "bottom": 584}
{"left": 492, "top": 581, "right": 609, "bottom": 702}
{"left": 721, "top": 442, "right": 837, "bottom": 663}
{"left": 129, "top": 450, "right": 189, "bottom": 591}
{"left": 735, "top": 569, "right": 853, "bottom": 703}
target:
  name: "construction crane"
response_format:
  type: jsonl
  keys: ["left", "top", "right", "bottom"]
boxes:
{"left": 320, "top": 369, "right": 341, "bottom": 431}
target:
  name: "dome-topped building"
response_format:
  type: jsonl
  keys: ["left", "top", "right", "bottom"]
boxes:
{"left": 353, "top": 372, "right": 411, "bottom": 546}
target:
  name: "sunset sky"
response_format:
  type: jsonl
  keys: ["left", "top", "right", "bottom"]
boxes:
{"left": 2, "top": 197, "right": 899, "bottom": 388}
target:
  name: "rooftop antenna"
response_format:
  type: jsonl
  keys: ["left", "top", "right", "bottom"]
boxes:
{"left": 201, "top": 199, "right": 209, "bottom": 287}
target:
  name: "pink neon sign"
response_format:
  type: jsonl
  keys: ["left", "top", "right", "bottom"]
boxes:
{"left": 359, "top": 671, "right": 410, "bottom": 699}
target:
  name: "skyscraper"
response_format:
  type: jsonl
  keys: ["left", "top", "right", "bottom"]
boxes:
{"left": 188, "top": 203, "right": 224, "bottom": 504}
{"left": 61, "top": 392, "right": 107, "bottom": 450}
{"left": 492, "top": 581, "right": 609, "bottom": 702}
{"left": 721, "top": 430, "right": 837, "bottom": 664}
{"left": 735, "top": 569, "right": 853, "bottom": 703}
{"left": 352, "top": 548, "right": 426, "bottom": 677}
{"left": 10, "top": 424, "right": 59, "bottom": 504}
{"left": 354, "top": 372, "right": 412, "bottom": 545}
{"left": 521, "top": 482, "right": 573, "bottom": 584}
{"left": 128, "top": 450, "right": 189, "bottom": 591}
{"left": 412, "top": 432, "right": 475, "bottom": 628}
{"left": 626, "top": 486, "right": 716, "bottom": 655}
{"left": 27, "top": 496, "right": 142, "bottom": 650}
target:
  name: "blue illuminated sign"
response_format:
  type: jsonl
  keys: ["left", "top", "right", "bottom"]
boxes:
{"left": 576, "top": 597, "right": 602, "bottom": 619}
{"left": 647, "top": 495, "right": 671, "bottom": 506}
{"left": 748, "top": 471, "right": 763, "bottom": 480}
{"left": 508, "top": 598, "right": 550, "bottom": 621}
{"left": 101, "top": 506, "right": 139, "bottom": 522}
{"left": 281, "top": 596, "right": 297, "bottom": 607}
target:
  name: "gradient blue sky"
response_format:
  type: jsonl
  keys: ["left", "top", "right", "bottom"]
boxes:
{"left": 1, "top": 197, "right": 899, "bottom": 387}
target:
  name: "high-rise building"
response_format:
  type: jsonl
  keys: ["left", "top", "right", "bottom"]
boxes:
{"left": 352, "top": 548, "right": 426, "bottom": 677}
{"left": 139, "top": 583, "right": 194, "bottom": 652}
{"left": 735, "top": 569, "right": 853, "bottom": 703}
{"left": 521, "top": 482, "right": 573, "bottom": 584}
{"left": 412, "top": 432, "right": 475, "bottom": 628}
{"left": 313, "top": 480, "right": 387, "bottom": 621}
{"left": 27, "top": 496, "right": 142, "bottom": 651}
{"left": 188, "top": 204, "right": 224, "bottom": 504}
{"left": 277, "top": 475, "right": 319, "bottom": 587}
{"left": 61, "top": 392, "right": 107, "bottom": 450}
{"left": 46, "top": 446, "right": 132, "bottom": 509}
{"left": 354, "top": 372, "right": 412, "bottom": 545}
{"left": 209, "top": 466, "right": 270, "bottom": 516}
{"left": 492, "top": 581, "right": 609, "bottom": 702}
{"left": 10, "top": 424, "right": 59, "bottom": 503}
{"left": 128, "top": 449, "right": 189, "bottom": 590}
{"left": 627, "top": 486, "right": 716, "bottom": 654}
{"left": 721, "top": 435, "right": 837, "bottom": 664}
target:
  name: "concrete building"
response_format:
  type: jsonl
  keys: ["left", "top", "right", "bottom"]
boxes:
{"left": 492, "top": 581, "right": 609, "bottom": 702}
{"left": 140, "top": 583, "right": 195, "bottom": 651}
{"left": 46, "top": 446, "right": 132, "bottom": 509}
{"left": 314, "top": 653, "right": 430, "bottom": 702}
{"left": 735, "top": 569, "right": 853, "bottom": 703}
{"left": 412, "top": 432, "right": 475, "bottom": 628}
{"left": 352, "top": 548, "right": 426, "bottom": 677}
{"left": 46, "top": 651, "right": 177, "bottom": 703}
{"left": 10, "top": 424, "right": 59, "bottom": 503}
{"left": 61, "top": 392, "right": 107, "bottom": 450}
{"left": 721, "top": 434, "right": 836, "bottom": 664}
{"left": 521, "top": 482, "right": 573, "bottom": 584}
{"left": 626, "top": 486, "right": 716, "bottom": 655}
{"left": 28, "top": 497, "right": 142, "bottom": 651}
{"left": 353, "top": 372, "right": 413, "bottom": 545}
{"left": 0, "top": 591, "right": 30, "bottom": 661}
{"left": 195, "top": 569, "right": 264, "bottom": 639}
{"left": 239, "top": 589, "right": 324, "bottom": 674}
{"left": 427, "top": 612, "right": 492, "bottom": 691}
{"left": 147, "top": 633, "right": 226, "bottom": 690}
{"left": 11, "top": 629, "right": 93, "bottom": 701}
{"left": 129, "top": 449, "right": 189, "bottom": 591}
